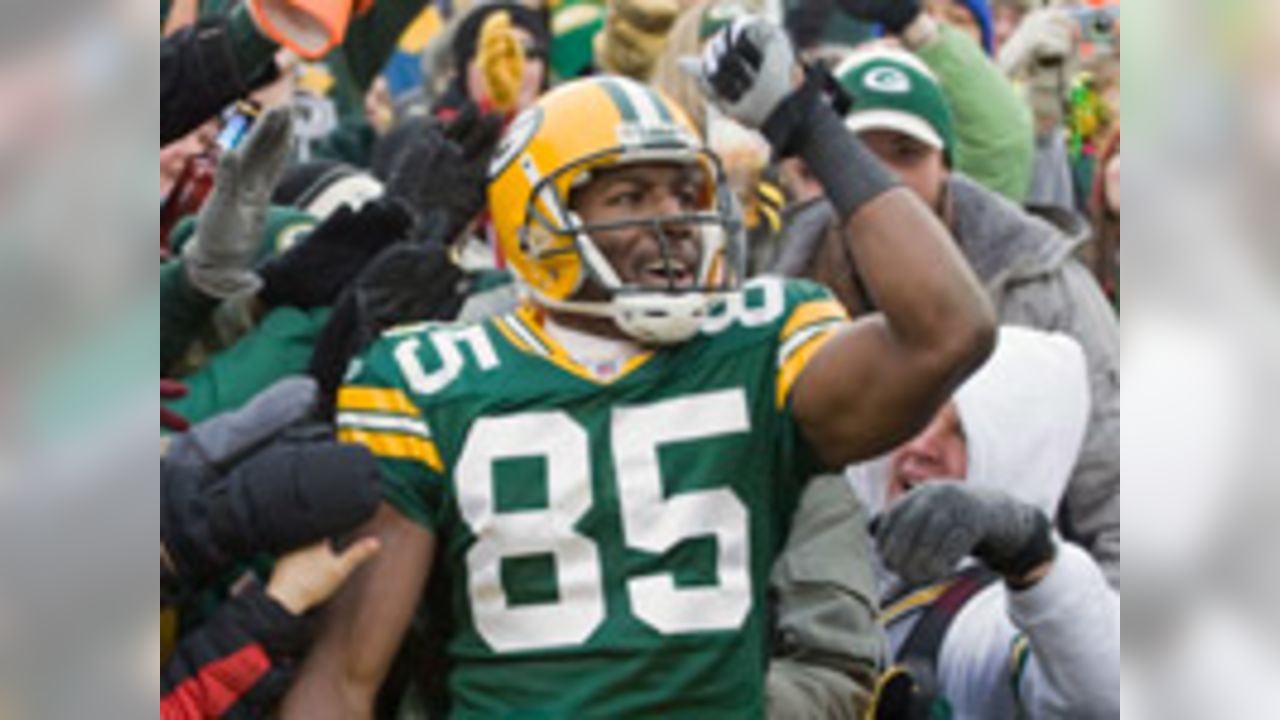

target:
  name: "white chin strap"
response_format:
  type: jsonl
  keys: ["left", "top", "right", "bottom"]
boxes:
{"left": 611, "top": 292, "right": 713, "bottom": 345}
{"left": 525, "top": 285, "right": 713, "bottom": 346}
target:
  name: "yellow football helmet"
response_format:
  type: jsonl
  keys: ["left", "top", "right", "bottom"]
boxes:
{"left": 488, "top": 75, "right": 744, "bottom": 345}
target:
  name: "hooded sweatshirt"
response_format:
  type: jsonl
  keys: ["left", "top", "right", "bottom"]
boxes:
{"left": 848, "top": 326, "right": 1119, "bottom": 719}
{"left": 948, "top": 173, "right": 1120, "bottom": 588}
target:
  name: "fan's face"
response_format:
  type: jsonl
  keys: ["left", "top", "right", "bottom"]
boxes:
{"left": 886, "top": 401, "right": 968, "bottom": 503}
{"left": 569, "top": 162, "right": 706, "bottom": 293}
{"left": 859, "top": 129, "right": 948, "bottom": 214}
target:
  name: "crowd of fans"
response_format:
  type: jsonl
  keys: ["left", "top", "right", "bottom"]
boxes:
{"left": 160, "top": 0, "right": 1120, "bottom": 716}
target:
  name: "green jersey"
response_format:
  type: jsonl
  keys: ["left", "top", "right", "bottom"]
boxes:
{"left": 337, "top": 277, "right": 849, "bottom": 718}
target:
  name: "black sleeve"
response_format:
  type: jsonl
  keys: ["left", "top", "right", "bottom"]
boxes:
{"left": 161, "top": 17, "right": 278, "bottom": 145}
{"left": 161, "top": 585, "right": 310, "bottom": 719}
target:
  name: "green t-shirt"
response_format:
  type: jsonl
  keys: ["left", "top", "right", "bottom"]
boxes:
{"left": 336, "top": 277, "right": 848, "bottom": 718}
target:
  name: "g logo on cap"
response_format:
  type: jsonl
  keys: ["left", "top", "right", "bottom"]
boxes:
{"left": 864, "top": 66, "right": 911, "bottom": 94}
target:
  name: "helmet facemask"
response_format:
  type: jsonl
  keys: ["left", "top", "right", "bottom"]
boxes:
{"left": 516, "top": 146, "right": 745, "bottom": 345}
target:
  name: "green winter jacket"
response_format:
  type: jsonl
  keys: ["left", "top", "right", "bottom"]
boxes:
{"left": 161, "top": 205, "right": 324, "bottom": 423}
{"left": 916, "top": 25, "right": 1034, "bottom": 203}
{"left": 164, "top": 305, "right": 331, "bottom": 425}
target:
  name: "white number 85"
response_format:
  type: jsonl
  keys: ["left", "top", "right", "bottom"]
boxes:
{"left": 456, "top": 389, "right": 752, "bottom": 652}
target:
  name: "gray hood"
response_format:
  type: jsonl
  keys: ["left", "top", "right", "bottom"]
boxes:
{"left": 948, "top": 173, "right": 1091, "bottom": 298}
{"left": 772, "top": 175, "right": 1090, "bottom": 304}
{"left": 953, "top": 327, "right": 1090, "bottom": 518}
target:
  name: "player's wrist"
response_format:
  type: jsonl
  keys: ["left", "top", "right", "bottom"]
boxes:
{"left": 793, "top": 99, "right": 900, "bottom": 220}
{"left": 759, "top": 67, "right": 824, "bottom": 157}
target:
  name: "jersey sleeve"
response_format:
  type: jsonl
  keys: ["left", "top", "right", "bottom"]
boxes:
{"left": 335, "top": 340, "right": 447, "bottom": 530}
{"left": 772, "top": 279, "right": 853, "bottom": 479}
{"left": 774, "top": 279, "right": 851, "bottom": 410}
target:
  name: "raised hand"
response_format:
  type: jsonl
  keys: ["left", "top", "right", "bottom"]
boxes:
{"left": 385, "top": 102, "right": 503, "bottom": 245}
{"left": 692, "top": 16, "right": 802, "bottom": 131}
{"left": 183, "top": 107, "right": 294, "bottom": 299}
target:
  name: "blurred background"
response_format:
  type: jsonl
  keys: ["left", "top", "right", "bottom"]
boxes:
{"left": 0, "top": 0, "right": 156, "bottom": 716}
{"left": 1122, "top": 0, "right": 1280, "bottom": 715}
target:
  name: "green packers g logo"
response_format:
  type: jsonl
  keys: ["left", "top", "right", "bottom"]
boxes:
{"left": 864, "top": 66, "right": 912, "bottom": 94}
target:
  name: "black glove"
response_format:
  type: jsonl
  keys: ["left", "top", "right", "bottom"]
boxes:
{"left": 831, "top": 0, "right": 921, "bottom": 35}
{"left": 309, "top": 241, "right": 467, "bottom": 414}
{"left": 257, "top": 197, "right": 412, "bottom": 309}
{"left": 761, "top": 65, "right": 854, "bottom": 159}
{"left": 385, "top": 102, "right": 504, "bottom": 244}
{"left": 874, "top": 483, "right": 1056, "bottom": 587}
{"left": 162, "top": 426, "right": 382, "bottom": 598}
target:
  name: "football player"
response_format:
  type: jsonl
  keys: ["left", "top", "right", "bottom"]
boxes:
{"left": 283, "top": 17, "right": 994, "bottom": 719}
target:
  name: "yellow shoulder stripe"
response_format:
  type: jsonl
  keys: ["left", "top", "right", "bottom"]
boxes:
{"left": 781, "top": 299, "right": 848, "bottom": 344}
{"left": 338, "top": 428, "right": 444, "bottom": 473}
{"left": 337, "top": 386, "right": 420, "bottom": 418}
{"left": 775, "top": 324, "right": 842, "bottom": 408}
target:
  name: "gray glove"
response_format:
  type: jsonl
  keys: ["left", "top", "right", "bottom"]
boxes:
{"left": 997, "top": 8, "right": 1076, "bottom": 130}
{"left": 182, "top": 106, "right": 294, "bottom": 299}
{"left": 996, "top": 8, "right": 1075, "bottom": 76}
{"left": 874, "top": 483, "right": 1055, "bottom": 587}
{"left": 166, "top": 376, "right": 318, "bottom": 469}
{"left": 689, "top": 16, "right": 801, "bottom": 131}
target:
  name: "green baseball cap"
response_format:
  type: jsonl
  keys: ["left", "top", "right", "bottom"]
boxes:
{"left": 834, "top": 48, "right": 955, "bottom": 164}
